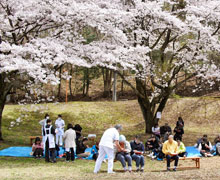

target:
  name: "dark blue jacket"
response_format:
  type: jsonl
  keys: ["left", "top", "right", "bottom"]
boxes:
{"left": 130, "top": 140, "right": 144, "bottom": 155}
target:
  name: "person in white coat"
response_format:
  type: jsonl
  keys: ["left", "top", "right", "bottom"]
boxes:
{"left": 43, "top": 119, "right": 56, "bottom": 163}
{"left": 55, "top": 114, "right": 65, "bottom": 146}
{"left": 63, "top": 123, "right": 76, "bottom": 162}
{"left": 94, "top": 124, "right": 124, "bottom": 174}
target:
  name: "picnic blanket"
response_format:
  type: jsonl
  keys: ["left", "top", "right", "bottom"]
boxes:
{"left": 0, "top": 146, "right": 103, "bottom": 160}
{"left": 0, "top": 146, "right": 203, "bottom": 159}
{"left": 186, "top": 146, "right": 201, "bottom": 157}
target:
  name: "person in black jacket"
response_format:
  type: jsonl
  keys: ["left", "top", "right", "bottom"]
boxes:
{"left": 176, "top": 117, "right": 184, "bottom": 127}
{"left": 174, "top": 125, "right": 184, "bottom": 141}
{"left": 76, "top": 137, "right": 90, "bottom": 158}
{"left": 145, "top": 135, "right": 159, "bottom": 151}
{"left": 130, "top": 135, "right": 145, "bottom": 172}
{"left": 73, "top": 124, "right": 82, "bottom": 144}
{"left": 160, "top": 123, "right": 172, "bottom": 142}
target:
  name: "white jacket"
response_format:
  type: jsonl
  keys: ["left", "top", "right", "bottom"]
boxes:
{"left": 63, "top": 129, "right": 76, "bottom": 148}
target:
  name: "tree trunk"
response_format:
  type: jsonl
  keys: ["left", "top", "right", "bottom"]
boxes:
{"left": 112, "top": 71, "right": 117, "bottom": 102}
{"left": 69, "top": 66, "right": 73, "bottom": 98}
{"left": 82, "top": 68, "right": 90, "bottom": 96}
{"left": 0, "top": 74, "right": 10, "bottom": 141}
{"left": 102, "top": 68, "right": 113, "bottom": 97}
{"left": 86, "top": 68, "right": 90, "bottom": 96}
{"left": 137, "top": 96, "right": 155, "bottom": 133}
{"left": 121, "top": 70, "right": 125, "bottom": 95}
{"left": 57, "top": 66, "right": 62, "bottom": 99}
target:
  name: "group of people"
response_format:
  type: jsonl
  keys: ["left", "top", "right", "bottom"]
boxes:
{"left": 32, "top": 114, "right": 86, "bottom": 163}
{"left": 94, "top": 125, "right": 145, "bottom": 173}
{"left": 145, "top": 117, "right": 186, "bottom": 161}
{"left": 31, "top": 114, "right": 220, "bottom": 173}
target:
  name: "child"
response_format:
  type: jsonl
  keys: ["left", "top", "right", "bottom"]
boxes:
{"left": 32, "top": 137, "right": 44, "bottom": 158}
{"left": 44, "top": 119, "right": 56, "bottom": 163}
{"left": 55, "top": 114, "right": 65, "bottom": 146}
{"left": 63, "top": 123, "right": 76, "bottom": 162}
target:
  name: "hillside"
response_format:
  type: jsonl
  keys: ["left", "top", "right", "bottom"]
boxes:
{"left": 1, "top": 97, "right": 220, "bottom": 149}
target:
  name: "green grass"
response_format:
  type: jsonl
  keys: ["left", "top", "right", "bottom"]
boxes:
{"left": 0, "top": 98, "right": 220, "bottom": 179}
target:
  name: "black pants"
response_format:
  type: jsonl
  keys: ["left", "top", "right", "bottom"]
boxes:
{"left": 45, "top": 139, "right": 55, "bottom": 162}
{"left": 166, "top": 155, "right": 179, "bottom": 168}
{"left": 66, "top": 148, "right": 75, "bottom": 161}
{"left": 33, "top": 148, "right": 43, "bottom": 157}
{"left": 174, "top": 134, "right": 183, "bottom": 141}
{"left": 178, "top": 152, "right": 188, "bottom": 157}
{"left": 92, "top": 153, "right": 99, "bottom": 161}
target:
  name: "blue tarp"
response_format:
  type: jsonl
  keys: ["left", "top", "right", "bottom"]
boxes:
{"left": 0, "top": 146, "right": 100, "bottom": 160}
{"left": 186, "top": 146, "right": 201, "bottom": 157}
{"left": 0, "top": 146, "right": 203, "bottom": 159}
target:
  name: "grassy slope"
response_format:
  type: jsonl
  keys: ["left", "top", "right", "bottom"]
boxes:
{"left": 0, "top": 98, "right": 220, "bottom": 180}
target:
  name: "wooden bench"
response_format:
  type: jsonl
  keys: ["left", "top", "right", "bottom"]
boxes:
{"left": 29, "top": 136, "right": 42, "bottom": 146}
{"left": 178, "top": 157, "right": 200, "bottom": 169}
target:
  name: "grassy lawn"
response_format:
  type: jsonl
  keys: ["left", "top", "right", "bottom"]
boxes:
{"left": 0, "top": 98, "right": 220, "bottom": 179}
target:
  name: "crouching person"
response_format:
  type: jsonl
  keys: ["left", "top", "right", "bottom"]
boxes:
{"left": 162, "top": 135, "right": 179, "bottom": 171}
{"left": 115, "top": 135, "right": 132, "bottom": 172}
{"left": 32, "top": 137, "right": 44, "bottom": 158}
{"left": 130, "top": 135, "right": 145, "bottom": 172}
{"left": 44, "top": 119, "right": 56, "bottom": 163}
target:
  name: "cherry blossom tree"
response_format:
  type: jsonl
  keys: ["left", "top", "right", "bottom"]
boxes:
{"left": 82, "top": 0, "right": 220, "bottom": 133}
{"left": 0, "top": 0, "right": 127, "bottom": 140}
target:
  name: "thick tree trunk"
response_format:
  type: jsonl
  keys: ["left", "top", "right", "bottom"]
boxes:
{"left": 137, "top": 96, "right": 155, "bottom": 133}
{"left": 0, "top": 74, "right": 10, "bottom": 141}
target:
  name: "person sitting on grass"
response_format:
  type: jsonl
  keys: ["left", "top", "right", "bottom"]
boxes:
{"left": 162, "top": 135, "right": 179, "bottom": 171}
{"left": 130, "top": 135, "right": 145, "bottom": 172}
{"left": 32, "top": 137, "right": 44, "bottom": 158}
{"left": 177, "top": 139, "right": 188, "bottom": 157}
{"left": 63, "top": 123, "right": 76, "bottom": 162}
{"left": 145, "top": 134, "right": 159, "bottom": 158}
{"left": 198, "top": 135, "right": 213, "bottom": 157}
{"left": 115, "top": 135, "right": 132, "bottom": 172}
{"left": 153, "top": 141, "right": 164, "bottom": 160}
{"left": 76, "top": 137, "right": 90, "bottom": 158}
{"left": 160, "top": 123, "right": 172, "bottom": 141}
{"left": 214, "top": 134, "right": 220, "bottom": 156}
{"left": 152, "top": 123, "right": 160, "bottom": 139}
{"left": 43, "top": 119, "right": 56, "bottom": 163}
